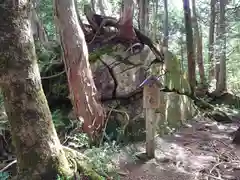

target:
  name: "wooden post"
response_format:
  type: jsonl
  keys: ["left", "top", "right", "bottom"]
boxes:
{"left": 140, "top": 76, "right": 161, "bottom": 159}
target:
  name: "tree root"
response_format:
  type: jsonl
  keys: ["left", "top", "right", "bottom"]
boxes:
{"left": 63, "top": 146, "right": 104, "bottom": 180}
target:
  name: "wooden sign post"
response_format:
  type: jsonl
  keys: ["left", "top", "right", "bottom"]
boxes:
{"left": 140, "top": 75, "right": 161, "bottom": 159}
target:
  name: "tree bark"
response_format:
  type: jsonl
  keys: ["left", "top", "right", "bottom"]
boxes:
{"left": 214, "top": 2, "right": 220, "bottom": 88}
{"left": 192, "top": 0, "right": 206, "bottom": 86}
{"left": 163, "top": 0, "right": 169, "bottom": 48}
{"left": 91, "top": 0, "right": 96, "bottom": 13}
{"left": 138, "top": 0, "right": 149, "bottom": 35}
{"left": 30, "top": 3, "right": 49, "bottom": 44}
{"left": 119, "top": 0, "right": 136, "bottom": 41}
{"left": 208, "top": 0, "right": 216, "bottom": 82}
{"left": 0, "top": 1, "right": 73, "bottom": 179}
{"left": 54, "top": 0, "right": 105, "bottom": 142}
{"left": 182, "top": 0, "right": 196, "bottom": 94}
{"left": 152, "top": 0, "right": 159, "bottom": 40}
{"left": 98, "top": 0, "right": 106, "bottom": 15}
{"left": 216, "top": 0, "right": 227, "bottom": 93}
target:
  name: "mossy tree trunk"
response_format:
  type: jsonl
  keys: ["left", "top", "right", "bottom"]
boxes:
{"left": 0, "top": 1, "right": 73, "bottom": 179}
{"left": 54, "top": 0, "right": 105, "bottom": 142}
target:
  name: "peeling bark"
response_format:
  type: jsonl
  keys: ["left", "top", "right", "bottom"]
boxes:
{"left": 0, "top": 1, "right": 73, "bottom": 179}
{"left": 119, "top": 0, "right": 137, "bottom": 41}
{"left": 54, "top": 0, "right": 105, "bottom": 142}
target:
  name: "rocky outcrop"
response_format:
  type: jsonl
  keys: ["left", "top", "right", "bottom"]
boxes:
{"left": 90, "top": 45, "right": 196, "bottom": 142}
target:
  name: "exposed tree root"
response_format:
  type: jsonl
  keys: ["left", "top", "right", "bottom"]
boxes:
{"left": 62, "top": 146, "right": 104, "bottom": 180}
{"left": 4, "top": 146, "right": 104, "bottom": 180}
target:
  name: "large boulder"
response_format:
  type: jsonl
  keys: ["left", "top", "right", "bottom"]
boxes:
{"left": 90, "top": 45, "right": 196, "bottom": 142}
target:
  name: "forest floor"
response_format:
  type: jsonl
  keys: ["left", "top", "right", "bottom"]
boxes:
{"left": 112, "top": 115, "right": 240, "bottom": 180}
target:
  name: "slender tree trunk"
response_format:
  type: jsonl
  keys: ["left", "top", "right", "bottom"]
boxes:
{"left": 197, "top": 27, "right": 205, "bottom": 85}
{"left": 182, "top": 0, "right": 196, "bottom": 94}
{"left": 138, "top": 0, "right": 149, "bottom": 35}
{"left": 152, "top": 0, "right": 159, "bottom": 40}
{"left": 208, "top": 0, "right": 216, "bottom": 83}
{"left": 0, "top": 1, "right": 73, "bottom": 179}
{"left": 214, "top": 2, "right": 220, "bottom": 87}
{"left": 54, "top": 0, "right": 105, "bottom": 142}
{"left": 192, "top": 0, "right": 205, "bottom": 86}
{"left": 163, "top": 0, "right": 168, "bottom": 48}
{"left": 216, "top": 0, "right": 227, "bottom": 93}
{"left": 98, "top": 0, "right": 106, "bottom": 15}
{"left": 30, "top": 3, "right": 48, "bottom": 44}
{"left": 91, "top": 0, "right": 96, "bottom": 13}
{"left": 180, "top": 34, "right": 185, "bottom": 70}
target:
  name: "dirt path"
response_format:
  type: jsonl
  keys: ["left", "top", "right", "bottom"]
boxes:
{"left": 112, "top": 116, "right": 240, "bottom": 180}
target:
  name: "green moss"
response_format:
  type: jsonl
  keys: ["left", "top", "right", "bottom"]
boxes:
{"left": 63, "top": 147, "right": 103, "bottom": 180}
{"left": 89, "top": 45, "right": 115, "bottom": 63}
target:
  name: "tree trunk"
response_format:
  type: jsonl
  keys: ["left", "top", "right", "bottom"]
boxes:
{"left": 214, "top": 2, "right": 220, "bottom": 89}
{"left": 152, "top": 0, "right": 159, "bottom": 40}
{"left": 54, "top": 0, "right": 105, "bottom": 142}
{"left": 163, "top": 0, "right": 169, "bottom": 48}
{"left": 180, "top": 34, "right": 185, "bottom": 70}
{"left": 182, "top": 0, "right": 196, "bottom": 94}
{"left": 138, "top": 0, "right": 149, "bottom": 35}
{"left": 192, "top": 0, "right": 206, "bottom": 86}
{"left": 91, "top": 0, "right": 96, "bottom": 13}
{"left": 208, "top": 0, "right": 216, "bottom": 82}
{"left": 216, "top": 0, "right": 227, "bottom": 93}
{"left": 119, "top": 0, "right": 136, "bottom": 41}
{"left": 0, "top": 1, "right": 73, "bottom": 179}
{"left": 30, "top": 3, "right": 48, "bottom": 44}
{"left": 98, "top": 0, "right": 106, "bottom": 15}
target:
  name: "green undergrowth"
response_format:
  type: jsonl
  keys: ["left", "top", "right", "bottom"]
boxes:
{"left": 52, "top": 109, "right": 121, "bottom": 179}
{"left": 0, "top": 172, "right": 9, "bottom": 180}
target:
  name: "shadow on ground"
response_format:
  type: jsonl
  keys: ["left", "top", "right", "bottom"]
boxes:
{"left": 112, "top": 116, "right": 240, "bottom": 180}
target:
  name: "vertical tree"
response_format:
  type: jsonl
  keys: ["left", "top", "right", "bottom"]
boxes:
{"left": 163, "top": 0, "right": 169, "bottom": 48}
{"left": 138, "top": 0, "right": 149, "bottom": 35}
{"left": 208, "top": 0, "right": 217, "bottom": 82}
{"left": 215, "top": 0, "right": 227, "bottom": 93}
{"left": 152, "top": 0, "right": 159, "bottom": 40}
{"left": 182, "top": 0, "right": 196, "bottom": 94}
{"left": 30, "top": 2, "right": 49, "bottom": 44}
{"left": 54, "top": 0, "right": 105, "bottom": 142}
{"left": 91, "top": 0, "right": 96, "bottom": 13}
{"left": 192, "top": 0, "right": 206, "bottom": 86}
{"left": 119, "top": 0, "right": 136, "bottom": 41}
{"left": 98, "top": 0, "right": 105, "bottom": 15}
{"left": 0, "top": 0, "right": 73, "bottom": 179}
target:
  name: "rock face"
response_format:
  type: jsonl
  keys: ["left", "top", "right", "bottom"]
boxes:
{"left": 91, "top": 45, "right": 152, "bottom": 99}
{"left": 91, "top": 45, "right": 196, "bottom": 142}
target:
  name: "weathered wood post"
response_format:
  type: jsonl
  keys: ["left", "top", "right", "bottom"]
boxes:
{"left": 139, "top": 75, "right": 162, "bottom": 158}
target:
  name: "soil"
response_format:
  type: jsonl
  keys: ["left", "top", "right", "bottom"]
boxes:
{"left": 112, "top": 115, "right": 240, "bottom": 180}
